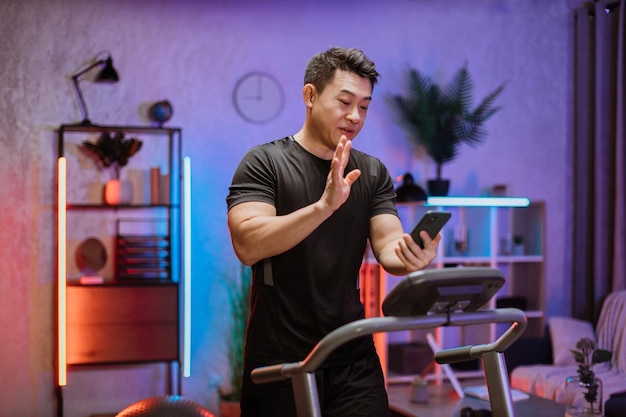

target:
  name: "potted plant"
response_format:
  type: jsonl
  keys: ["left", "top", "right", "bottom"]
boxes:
{"left": 389, "top": 64, "right": 506, "bottom": 196}
{"left": 565, "top": 337, "right": 612, "bottom": 416}
{"left": 219, "top": 264, "right": 252, "bottom": 417}
{"left": 80, "top": 131, "right": 142, "bottom": 204}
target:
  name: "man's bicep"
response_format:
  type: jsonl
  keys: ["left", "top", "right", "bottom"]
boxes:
{"left": 228, "top": 201, "right": 276, "bottom": 232}
{"left": 227, "top": 201, "right": 277, "bottom": 265}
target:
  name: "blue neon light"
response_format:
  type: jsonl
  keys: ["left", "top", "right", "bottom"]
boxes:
{"left": 183, "top": 157, "right": 192, "bottom": 377}
{"left": 426, "top": 196, "right": 530, "bottom": 207}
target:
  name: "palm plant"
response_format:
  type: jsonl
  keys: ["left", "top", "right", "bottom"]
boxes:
{"left": 389, "top": 64, "right": 506, "bottom": 185}
{"left": 220, "top": 264, "right": 252, "bottom": 404}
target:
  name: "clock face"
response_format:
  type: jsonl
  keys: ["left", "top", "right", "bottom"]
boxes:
{"left": 233, "top": 72, "right": 285, "bottom": 124}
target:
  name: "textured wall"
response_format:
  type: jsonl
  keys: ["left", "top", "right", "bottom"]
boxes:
{"left": 0, "top": 0, "right": 577, "bottom": 415}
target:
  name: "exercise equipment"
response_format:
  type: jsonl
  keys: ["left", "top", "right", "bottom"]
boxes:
{"left": 251, "top": 267, "right": 527, "bottom": 417}
{"left": 115, "top": 395, "right": 215, "bottom": 417}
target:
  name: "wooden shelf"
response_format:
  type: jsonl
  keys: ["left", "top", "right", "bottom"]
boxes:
{"left": 56, "top": 123, "right": 188, "bottom": 410}
{"left": 66, "top": 203, "right": 178, "bottom": 210}
{"left": 362, "top": 200, "right": 546, "bottom": 380}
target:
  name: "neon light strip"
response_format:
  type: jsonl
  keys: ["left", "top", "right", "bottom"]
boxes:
{"left": 183, "top": 157, "right": 192, "bottom": 377}
{"left": 426, "top": 196, "right": 530, "bottom": 207}
{"left": 57, "top": 157, "right": 67, "bottom": 386}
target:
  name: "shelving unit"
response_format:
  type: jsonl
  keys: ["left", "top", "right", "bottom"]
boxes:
{"left": 361, "top": 198, "right": 545, "bottom": 384}
{"left": 55, "top": 124, "right": 191, "bottom": 416}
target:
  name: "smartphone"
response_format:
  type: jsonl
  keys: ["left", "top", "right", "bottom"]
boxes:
{"left": 410, "top": 210, "right": 451, "bottom": 248}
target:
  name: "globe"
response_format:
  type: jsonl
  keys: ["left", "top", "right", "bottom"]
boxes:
{"left": 148, "top": 100, "right": 173, "bottom": 126}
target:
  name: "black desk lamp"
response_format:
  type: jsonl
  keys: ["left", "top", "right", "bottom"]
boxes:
{"left": 71, "top": 51, "right": 119, "bottom": 125}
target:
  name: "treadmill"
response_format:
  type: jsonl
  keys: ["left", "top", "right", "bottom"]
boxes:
{"left": 251, "top": 267, "right": 527, "bottom": 417}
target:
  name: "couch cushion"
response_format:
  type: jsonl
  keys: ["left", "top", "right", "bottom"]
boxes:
{"left": 512, "top": 290, "right": 626, "bottom": 411}
{"left": 511, "top": 362, "right": 626, "bottom": 408}
{"left": 549, "top": 316, "right": 596, "bottom": 366}
{"left": 504, "top": 329, "right": 552, "bottom": 374}
{"left": 596, "top": 291, "right": 626, "bottom": 374}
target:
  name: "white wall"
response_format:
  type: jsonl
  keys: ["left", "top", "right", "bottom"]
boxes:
{"left": 0, "top": 0, "right": 577, "bottom": 415}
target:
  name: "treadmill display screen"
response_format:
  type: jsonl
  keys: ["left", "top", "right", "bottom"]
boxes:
{"left": 438, "top": 284, "right": 483, "bottom": 297}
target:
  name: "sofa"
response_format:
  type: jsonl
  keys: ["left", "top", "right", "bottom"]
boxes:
{"left": 507, "top": 290, "right": 626, "bottom": 416}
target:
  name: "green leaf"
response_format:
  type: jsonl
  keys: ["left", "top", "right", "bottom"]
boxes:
{"left": 593, "top": 349, "right": 612, "bottom": 364}
{"left": 569, "top": 349, "right": 586, "bottom": 364}
{"left": 79, "top": 132, "right": 143, "bottom": 179}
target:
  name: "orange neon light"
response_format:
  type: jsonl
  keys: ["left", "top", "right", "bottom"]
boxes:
{"left": 57, "top": 157, "right": 67, "bottom": 386}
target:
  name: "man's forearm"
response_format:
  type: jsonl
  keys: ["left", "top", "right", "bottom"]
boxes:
{"left": 378, "top": 241, "right": 411, "bottom": 276}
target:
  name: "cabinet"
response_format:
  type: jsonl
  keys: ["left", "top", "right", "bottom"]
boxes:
{"left": 66, "top": 284, "right": 178, "bottom": 365}
{"left": 361, "top": 199, "right": 545, "bottom": 382}
{"left": 55, "top": 124, "right": 190, "bottom": 414}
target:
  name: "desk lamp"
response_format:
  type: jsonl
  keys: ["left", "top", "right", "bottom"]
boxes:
{"left": 70, "top": 51, "right": 119, "bottom": 125}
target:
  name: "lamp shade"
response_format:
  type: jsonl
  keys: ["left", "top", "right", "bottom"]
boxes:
{"left": 94, "top": 57, "right": 119, "bottom": 83}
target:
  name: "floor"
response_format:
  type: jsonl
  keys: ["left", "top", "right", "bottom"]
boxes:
{"left": 92, "top": 383, "right": 564, "bottom": 417}
{"left": 386, "top": 381, "right": 565, "bottom": 417}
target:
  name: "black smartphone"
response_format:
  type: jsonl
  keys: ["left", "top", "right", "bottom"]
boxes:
{"left": 410, "top": 210, "right": 451, "bottom": 248}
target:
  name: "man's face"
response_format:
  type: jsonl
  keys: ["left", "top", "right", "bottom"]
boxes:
{"left": 310, "top": 69, "right": 372, "bottom": 148}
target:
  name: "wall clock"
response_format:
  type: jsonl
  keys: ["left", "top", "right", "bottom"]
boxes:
{"left": 233, "top": 71, "right": 285, "bottom": 124}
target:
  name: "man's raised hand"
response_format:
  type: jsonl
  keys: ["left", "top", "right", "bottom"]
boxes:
{"left": 321, "top": 135, "right": 361, "bottom": 212}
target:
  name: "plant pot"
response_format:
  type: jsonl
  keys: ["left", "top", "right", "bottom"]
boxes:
{"left": 564, "top": 375, "right": 603, "bottom": 416}
{"left": 220, "top": 400, "right": 241, "bottom": 417}
{"left": 427, "top": 179, "right": 450, "bottom": 197}
{"left": 104, "top": 179, "right": 133, "bottom": 205}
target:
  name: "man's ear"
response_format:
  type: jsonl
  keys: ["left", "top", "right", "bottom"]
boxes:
{"left": 302, "top": 83, "right": 316, "bottom": 107}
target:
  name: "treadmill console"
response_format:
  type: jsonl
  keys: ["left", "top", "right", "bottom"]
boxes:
{"left": 382, "top": 267, "right": 505, "bottom": 317}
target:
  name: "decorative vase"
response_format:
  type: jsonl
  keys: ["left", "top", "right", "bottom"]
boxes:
{"left": 104, "top": 179, "right": 133, "bottom": 205}
{"left": 409, "top": 377, "right": 428, "bottom": 403}
{"left": 427, "top": 179, "right": 450, "bottom": 196}
{"left": 453, "top": 225, "right": 468, "bottom": 255}
{"left": 512, "top": 243, "right": 525, "bottom": 256}
{"left": 564, "top": 375, "right": 603, "bottom": 416}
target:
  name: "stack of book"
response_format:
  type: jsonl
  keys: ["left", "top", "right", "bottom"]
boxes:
{"left": 116, "top": 235, "right": 170, "bottom": 281}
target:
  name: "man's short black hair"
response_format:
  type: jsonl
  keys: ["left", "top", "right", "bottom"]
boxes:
{"left": 304, "top": 47, "right": 380, "bottom": 94}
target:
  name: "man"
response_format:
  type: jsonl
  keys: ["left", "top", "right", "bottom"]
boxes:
{"left": 226, "top": 47, "right": 441, "bottom": 417}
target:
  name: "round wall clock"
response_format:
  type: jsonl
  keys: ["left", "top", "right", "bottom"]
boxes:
{"left": 233, "top": 71, "right": 285, "bottom": 124}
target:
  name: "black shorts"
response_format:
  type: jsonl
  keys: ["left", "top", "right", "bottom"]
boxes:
{"left": 240, "top": 352, "right": 389, "bottom": 417}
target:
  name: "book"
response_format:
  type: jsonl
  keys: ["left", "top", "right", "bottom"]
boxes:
{"left": 463, "top": 385, "right": 530, "bottom": 402}
{"left": 79, "top": 276, "right": 104, "bottom": 285}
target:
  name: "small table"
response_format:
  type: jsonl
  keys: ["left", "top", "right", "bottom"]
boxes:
{"left": 387, "top": 381, "right": 565, "bottom": 417}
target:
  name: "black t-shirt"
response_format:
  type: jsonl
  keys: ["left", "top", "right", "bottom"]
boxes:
{"left": 227, "top": 136, "right": 398, "bottom": 366}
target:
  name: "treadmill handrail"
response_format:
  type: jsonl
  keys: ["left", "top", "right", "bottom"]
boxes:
{"left": 251, "top": 307, "right": 527, "bottom": 384}
{"left": 435, "top": 309, "right": 527, "bottom": 364}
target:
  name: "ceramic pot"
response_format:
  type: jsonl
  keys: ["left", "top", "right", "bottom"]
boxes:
{"left": 427, "top": 179, "right": 450, "bottom": 196}
{"left": 104, "top": 179, "right": 133, "bottom": 205}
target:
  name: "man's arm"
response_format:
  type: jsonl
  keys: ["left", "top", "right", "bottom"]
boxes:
{"left": 369, "top": 213, "right": 440, "bottom": 276}
{"left": 228, "top": 200, "right": 333, "bottom": 266}
{"left": 228, "top": 136, "right": 360, "bottom": 266}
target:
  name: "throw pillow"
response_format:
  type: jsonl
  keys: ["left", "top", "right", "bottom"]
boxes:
{"left": 549, "top": 316, "right": 596, "bottom": 366}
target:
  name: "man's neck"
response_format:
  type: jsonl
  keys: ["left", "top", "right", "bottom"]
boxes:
{"left": 292, "top": 129, "right": 335, "bottom": 160}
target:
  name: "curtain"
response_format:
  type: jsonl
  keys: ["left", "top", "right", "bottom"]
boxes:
{"left": 572, "top": 0, "right": 626, "bottom": 321}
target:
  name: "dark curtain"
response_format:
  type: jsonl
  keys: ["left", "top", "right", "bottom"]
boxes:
{"left": 572, "top": 0, "right": 626, "bottom": 321}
